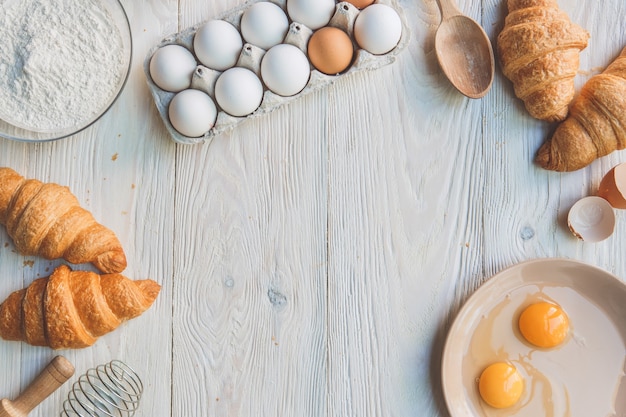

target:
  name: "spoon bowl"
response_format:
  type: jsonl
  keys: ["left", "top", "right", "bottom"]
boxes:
{"left": 435, "top": 1, "right": 495, "bottom": 98}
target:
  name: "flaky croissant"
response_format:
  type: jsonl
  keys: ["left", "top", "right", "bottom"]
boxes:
{"left": 536, "top": 47, "right": 626, "bottom": 171}
{"left": 0, "top": 167, "right": 126, "bottom": 273}
{"left": 497, "top": 0, "right": 589, "bottom": 122}
{"left": 0, "top": 265, "right": 160, "bottom": 349}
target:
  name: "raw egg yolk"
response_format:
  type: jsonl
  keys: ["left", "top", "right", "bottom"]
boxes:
{"left": 518, "top": 302, "right": 569, "bottom": 348}
{"left": 478, "top": 362, "right": 524, "bottom": 409}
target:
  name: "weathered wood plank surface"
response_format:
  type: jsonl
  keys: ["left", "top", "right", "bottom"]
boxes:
{"left": 0, "top": 0, "right": 625, "bottom": 416}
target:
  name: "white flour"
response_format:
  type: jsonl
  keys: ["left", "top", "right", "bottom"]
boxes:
{"left": 0, "top": 0, "right": 126, "bottom": 132}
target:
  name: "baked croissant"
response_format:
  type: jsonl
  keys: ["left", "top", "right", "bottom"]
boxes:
{"left": 497, "top": 0, "right": 589, "bottom": 122}
{"left": 0, "top": 265, "right": 160, "bottom": 349}
{"left": 0, "top": 167, "right": 126, "bottom": 273}
{"left": 536, "top": 47, "right": 626, "bottom": 171}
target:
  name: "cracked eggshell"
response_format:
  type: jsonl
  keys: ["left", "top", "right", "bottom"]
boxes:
{"left": 567, "top": 196, "right": 615, "bottom": 243}
{"left": 597, "top": 162, "right": 626, "bottom": 209}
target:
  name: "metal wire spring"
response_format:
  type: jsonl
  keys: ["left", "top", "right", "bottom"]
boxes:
{"left": 60, "top": 360, "right": 143, "bottom": 417}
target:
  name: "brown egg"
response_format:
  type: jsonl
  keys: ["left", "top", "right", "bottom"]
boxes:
{"left": 344, "top": 0, "right": 375, "bottom": 8}
{"left": 307, "top": 27, "right": 354, "bottom": 75}
{"left": 598, "top": 162, "right": 626, "bottom": 209}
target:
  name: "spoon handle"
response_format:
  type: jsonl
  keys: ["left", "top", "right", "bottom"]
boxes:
{"left": 437, "top": 0, "right": 462, "bottom": 20}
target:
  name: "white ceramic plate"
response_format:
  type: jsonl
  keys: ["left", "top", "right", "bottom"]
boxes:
{"left": 442, "top": 258, "right": 626, "bottom": 417}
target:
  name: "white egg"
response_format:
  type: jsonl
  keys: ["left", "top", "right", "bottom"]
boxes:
{"left": 261, "top": 44, "right": 310, "bottom": 97}
{"left": 287, "top": 0, "right": 336, "bottom": 30}
{"left": 215, "top": 67, "right": 264, "bottom": 117}
{"left": 149, "top": 44, "right": 197, "bottom": 92}
{"left": 193, "top": 20, "right": 243, "bottom": 71}
{"left": 354, "top": 4, "right": 402, "bottom": 55}
{"left": 240, "top": 2, "right": 289, "bottom": 50}
{"left": 168, "top": 89, "right": 217, "bottom": 137}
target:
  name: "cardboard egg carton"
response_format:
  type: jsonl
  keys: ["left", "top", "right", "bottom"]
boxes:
{"left": 144, "top": 0, "right": 410, "bottom": 145}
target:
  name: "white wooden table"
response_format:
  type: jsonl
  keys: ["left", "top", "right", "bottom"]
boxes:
{"left": 1, "top": 0, "right": 625, "bottom": 416}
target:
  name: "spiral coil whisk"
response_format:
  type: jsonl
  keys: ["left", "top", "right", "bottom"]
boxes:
{"left": 60, "top": 360, "right": 143, "bottom": 417}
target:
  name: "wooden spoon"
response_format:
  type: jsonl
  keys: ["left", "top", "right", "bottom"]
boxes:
{"left": 434, "top": 0, "right": 495, "bottom": 98}
{"left": 0, "top": 356, "right": 75, "bottom": 417}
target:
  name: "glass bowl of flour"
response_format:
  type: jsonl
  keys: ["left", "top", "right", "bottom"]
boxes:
{"left": 0, "top": 0, "right": 132, "bottom": 142}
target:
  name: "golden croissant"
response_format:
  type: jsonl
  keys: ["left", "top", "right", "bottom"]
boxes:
{"left": 497, "top": 0, "right": 589, "bottom": 122}
{"left": 0, "top": 265, "right": 160, "bottom": 349}
{"left": 536, "top": 47, "right": 626, "bottom": 171}
{"left": 0, "top": 167, "right": 126, "bottom": 273}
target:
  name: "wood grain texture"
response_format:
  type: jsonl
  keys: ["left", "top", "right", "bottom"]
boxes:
{"left": 1, "top": 0, "right": 626, "bottom": 416}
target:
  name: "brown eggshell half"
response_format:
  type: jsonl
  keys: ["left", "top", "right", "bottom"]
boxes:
{"left": 597, "top": 162, "right": 626, "bottom": 209}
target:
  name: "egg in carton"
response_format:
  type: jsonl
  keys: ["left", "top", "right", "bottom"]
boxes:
{"left": 144, "top": 0, "right": 410, "bottom": 145}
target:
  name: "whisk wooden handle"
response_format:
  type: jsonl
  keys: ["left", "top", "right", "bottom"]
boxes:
{"left": 0, "top": 356, "right": 74, "bottom": 417}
